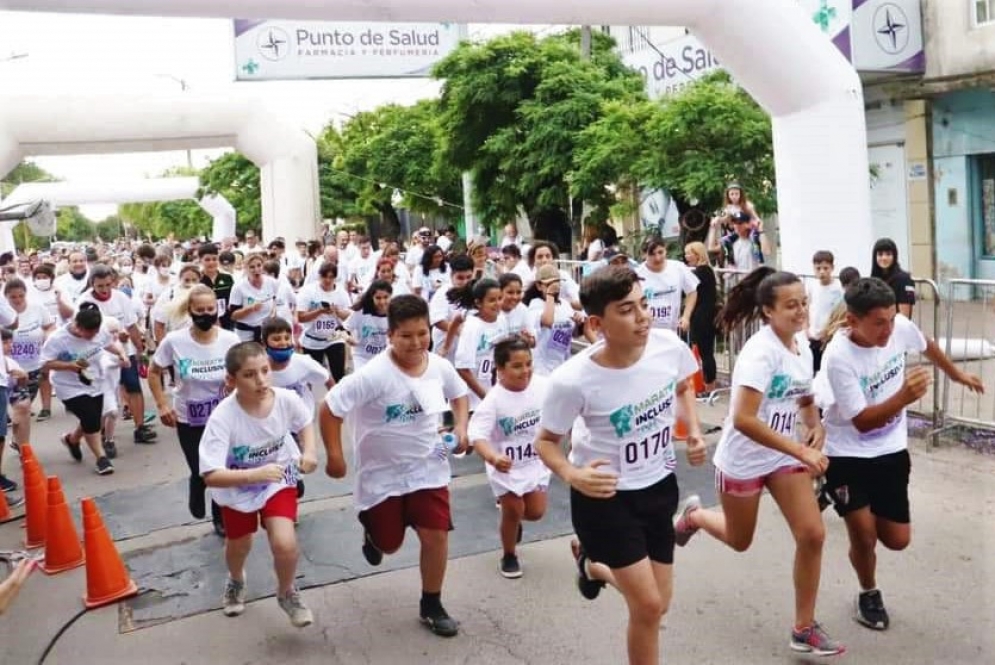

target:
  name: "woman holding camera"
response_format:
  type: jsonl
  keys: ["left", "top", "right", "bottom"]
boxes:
{"left": 295, "top": 262, "right": 352, "bottom": 382}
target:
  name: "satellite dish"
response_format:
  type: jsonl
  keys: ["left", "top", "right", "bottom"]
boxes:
{"left": 0, "top": 200, "right": 56, "bottom": 236}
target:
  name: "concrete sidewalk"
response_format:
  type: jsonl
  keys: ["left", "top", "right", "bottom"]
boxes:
{"left": 2, "top": 434, "right": 992, "bottom": 665}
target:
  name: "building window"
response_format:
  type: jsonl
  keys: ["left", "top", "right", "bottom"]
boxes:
{"left": 976, "top": 0, "right": 995, "bottom": 26}
{"left": 976, "top": 154, "right": 995, "bottom": 256}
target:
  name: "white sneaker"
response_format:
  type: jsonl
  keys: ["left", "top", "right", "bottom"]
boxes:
{"left": 222, "top": 574, "right": 246, "bottom": 617}
{"left": 278, "top": 588, "right": 313, "bottom": 628}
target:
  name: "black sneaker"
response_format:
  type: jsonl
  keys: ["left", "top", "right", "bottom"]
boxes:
{"left": 189, "top": 490, "right": 207, "bottom": 520}
{"left": 499, "top": 554, "right": 522, "bottom": 579}
{"left": 35, "top": 408, "right": 51, "bottom": 422}
{"left": 213, "top": 515, "right": 227, "bottom": 538}
{"left": 362, "top": 530, "right": 383, "bottom": 566}
{"left": 103, "top": 439, "right": 117, "bottom": 460}
{"left": 133, "top": 426, "right": 158, "bottom": 444}
{"left": 855, "top": 590, "right": 890, "bottom": 630}
{"left": 62, "top": 434, "right": 83, "bottom": 462}
{"left": 572, "top": 540, "right": 605, "bottom": 600}
{"left": 95, "top": 457, "right": 114, "bottom": 475}
{"left": 0, "top": 474, "right": 17, "bottom": 493}
{"left": 419, "top": 604, "right": 459, "bottom": 637}
{"left": 296, "top": 479, "right": 305, "bottom": 499}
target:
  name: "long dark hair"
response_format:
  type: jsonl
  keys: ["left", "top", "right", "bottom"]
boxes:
{"left": 352, "top": 279, "right": 393, "bottom": 314}
{"left": 715, "top": 267, "right": 800, "bottom": 332}
{"left": 420, "top": 244, "right": 447, "bottom": 275}
{"left": 870, "top": 238, "right": 905, "bottom": 282}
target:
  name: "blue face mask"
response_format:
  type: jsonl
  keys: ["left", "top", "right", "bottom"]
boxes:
{"left": 266, "top": 346, "right": 294, "bottom": 364}
{"left": 121, "top": 286, "right": 133, "bottom": 298}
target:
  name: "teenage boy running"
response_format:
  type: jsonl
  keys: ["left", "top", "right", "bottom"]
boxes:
{"left": 821, "top": 277, "right": 983, "bottom": 630}
{"left": 320, "top": 295, "right": 470, "bottom": 637}
{"left": 535, "top": 265, "right": 707, "bottom": 665}
{"left": 199, "top": 342, "right": 319, "bottom": 627}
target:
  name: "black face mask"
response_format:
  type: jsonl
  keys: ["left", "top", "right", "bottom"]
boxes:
{"left": 191, "top": 312, "right": 218, "bottom": 332}
{"left": 71, "top": 270, "right": 86, "bottom": 280}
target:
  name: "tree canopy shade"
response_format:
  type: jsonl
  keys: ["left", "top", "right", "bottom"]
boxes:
{"left": 198, "top": 153, "right": 262, "bottom": 236}
{"left": 433, "top": 29, "right": 647, "bottom": 246}
{"left": 573, "top": 71, "right": 775, "bottom": 217}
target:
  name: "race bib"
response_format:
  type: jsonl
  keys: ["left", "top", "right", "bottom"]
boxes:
{"left": 649, "top": 304, "right": 673, "bottom": 325}
{"left": 767, "top": 409, "right": 798, "bottom": 438}
{"left": 10, "top": 341, "right": 39, "bottom": 360}
{"left": 216, "top": 299, "right": 227, "bottom": 317}
{"left": 282, "top": 462, "right": 300, "bottom": 487}
{"left": 549, "top": 324, "right": 573, "bottom": 354}
{"left": 186, "top": 397, "right": 221, "bottom": 426}
{"left": 619, "top": 427, "right": 672, "bottom": 479}
{"left": 502, "top": 442, "right": 539, "bottom": 466}
{"left": 364, "top": 343, "right": 386, "bottom": 355}
{"left": 314, "top": 318, "right": 339, "bottom": 333}
{"left": 477, "top": 356, "right": 495, "bottom": 382}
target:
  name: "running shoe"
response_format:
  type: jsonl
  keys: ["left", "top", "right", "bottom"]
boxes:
{"left": 790, "top": 621, "right": 846, "bottom": 656}
{"left": 500, "top": 554, "right": 522, "bottom": 579}
{"left": 855, "top": 589, "right": 890, "bottom": 630}
{"left": 222, "top": 575, "right": 246, "bottom": 617}
{"left": 362, "top": 530, "right": 383, "bottom": 566}
{"left": 213, "top": 516, "right": 226, "bottom": 538}
{"left": 62, "top": 433, "right": 83, "bottom": 462}
{"left": 95, "top": 456, "right": 114, "bottom": 475}
{"left": 9, "top": 441, "right": 19, "bottom": 455}
{"left": 143, "top": 410, "right": 157, "bottom": 425}
{"left": 121, "top": 406, "right": 133, "bottom": 421}
{"left": 0, "top": 474, "right": 18, "bottom": 493}
{"left": 419, "top": 603, "right": 459, "bottom": 637}
{"left": 35, "top": 409, "right": 51, "bottom": 422}
{"left": 571, "top": 539, "right": 605, "bottom": 600}
{"left": 278, "top": 588, "right": 314, "bottom": 628}
{"left": 4, "top": 493, "right": 24, "bottom": 509}
{"left": 103, "top": 439, "right": 117, "bottom": 460}
{"left": 133, "top": 425, "right": 158, "bottom": 444}
{"left": 674, "top": 494, "right": 702, "bottom": 547}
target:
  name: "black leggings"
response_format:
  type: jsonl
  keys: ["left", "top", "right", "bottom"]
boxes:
{"left": 176, "top": 422, "right": 222, "bottom": 524}
{"left": 689, "top": 321, "right": 717, "bottom": 385}
{"left": 303, "top": 343, "right": 347, "bottom": 382}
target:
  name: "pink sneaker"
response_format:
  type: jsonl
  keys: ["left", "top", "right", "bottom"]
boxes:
{"left": 674, "top": 494, "right": 701, "bottom": 547}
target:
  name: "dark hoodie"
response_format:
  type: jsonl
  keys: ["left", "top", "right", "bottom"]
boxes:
{"left": 870, "top": 238, "right": 915, "bottom": 311}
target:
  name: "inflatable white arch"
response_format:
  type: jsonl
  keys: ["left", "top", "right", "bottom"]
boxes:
{"left": 0, "top": 0, "right": 873, "bottom": 272}
{"left": 1, "top": 177, "right": 237, "bottom": 247}
{"left": 0, "top": 92, "right": 319, "bottom": 245}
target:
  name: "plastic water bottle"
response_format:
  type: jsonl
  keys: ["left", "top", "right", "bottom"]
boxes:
{"left": 434, "top": 431, "right": 460, "bottom": 460}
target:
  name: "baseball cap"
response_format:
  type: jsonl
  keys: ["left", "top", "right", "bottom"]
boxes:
{"left": 535, "top": 264, "right": 560, "bottom": 282}
{"left": 604, "top": 248, "right": 630, "bottom": 263}
{"left": 731, "top": 211, "right": 752, "bottom": 223}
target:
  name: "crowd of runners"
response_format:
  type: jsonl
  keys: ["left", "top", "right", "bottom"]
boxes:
{"left": 0, "top": 219, "right": 983, "bottom": 664}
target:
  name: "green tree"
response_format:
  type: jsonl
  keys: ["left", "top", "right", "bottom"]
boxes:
{"left": 434, "top": 29, "right": 646, "bottom": 248}
{"left": 56, "top": 207, "right": 95, "bottom": 242}
{"left": 95, "top": 214, "right": 125, "bottom": 241}
{"left": 198, "top": 152, "right": 261, "bottom": 235}
{"left": 119, "top": 199, "right": 211, "bottom": 240}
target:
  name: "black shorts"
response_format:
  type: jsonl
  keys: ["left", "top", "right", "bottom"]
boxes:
{"left": 120, "top": 354, "right": 141, "bottom": 394}
{"left": 9, "top": 370, "right": 40, "bottom": 405}
{"left": 570, "top": 473, "right": 679, "bottom": 569}
{"left": 824, "top": 450, "right": 911, "bottom": 524}
{"left": 63, "top": 394, "right": 105, "bottom": 434}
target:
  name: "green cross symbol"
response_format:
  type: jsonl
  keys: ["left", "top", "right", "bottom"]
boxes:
{"left": 241, "top": 59, "right": 260, "bottom": 75}
{"left": 812, "top": 0, "right": 838, "bottom": 33}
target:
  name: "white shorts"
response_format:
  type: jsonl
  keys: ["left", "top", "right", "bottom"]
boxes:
{"left": 486, "top": 460, "right": 552, "bottom": 498}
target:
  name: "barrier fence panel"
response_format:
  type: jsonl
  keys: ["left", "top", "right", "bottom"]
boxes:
{"left": 941, "top": 278, "right": 995, "bottom": 434}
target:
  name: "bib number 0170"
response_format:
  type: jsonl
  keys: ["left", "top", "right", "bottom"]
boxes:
{"left": 623, "top": 427, "right": 671, "bottom": 465}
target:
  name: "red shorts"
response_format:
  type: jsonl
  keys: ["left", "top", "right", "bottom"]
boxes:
{"left": 359, "top": 487, "right": 452, "bottom": 553}
{"left": 715, "top": 465, "right": 808, "bottom": 498}
{"left": 221, "top": 487, "right": 298, "bottom": 540}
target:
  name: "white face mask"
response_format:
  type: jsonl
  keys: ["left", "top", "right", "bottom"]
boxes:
{"left": 157, "top": 267, "right": 170, "bottom": 277}
{"left": 120, "top": 266, "right": 133, "bottom": 275}
{"left": 33, "top": 278, "right": 51, "bottom": 291}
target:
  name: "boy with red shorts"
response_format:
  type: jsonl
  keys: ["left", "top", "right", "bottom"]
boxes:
{"left": 320, "top": 295, "right": 470, "bottom": 637}
{"left": 200, "top": 342, "right": 318, "bottom": 627}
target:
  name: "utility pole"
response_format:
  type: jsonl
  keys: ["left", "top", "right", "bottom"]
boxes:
{"left": 580, "top": 25, "right": 592, "bottom": 60}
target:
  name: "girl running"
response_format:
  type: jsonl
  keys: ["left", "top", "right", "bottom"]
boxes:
{"left": 468, "top": 339, "right": 550, "bottom": 579}
{"left": 4, "top": 278, "right": 55, "bottom": 450}
{"left": 499, "top": 273, "right": 534, "bottom": 346}
{"left": 673, "top": 267, "right": 845, "bottom": 657}
{"left": 453, "top": 278, "right": 508, "bottom": 410}
{"left": 345, "top": 280, "right": 392, "bottom": 371}
{"left": 149, "top": 285, "right": 240, "bottom": 537}
{"left": 296, "top": 262, "right": 352, "bottom": 383}
{"left": 229, "top": 253, "right": 280, "bottom": 343}
{"left": 412, "top": 245, "right": 449, "bottom": 301}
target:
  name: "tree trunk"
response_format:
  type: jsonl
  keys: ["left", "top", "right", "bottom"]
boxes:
{"left": 377, "top": 204, "right": 402, "bottom": 241}
{"left": 530, "top": 207, "right": 573, "bottom": 257}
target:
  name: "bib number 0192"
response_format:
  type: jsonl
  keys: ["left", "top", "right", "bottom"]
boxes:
{"left": 623, "top": 427, "right": 671, "bottom": 465}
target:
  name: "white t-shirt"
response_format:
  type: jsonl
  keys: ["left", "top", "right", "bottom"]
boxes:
{"left": 229, "top": 276, "right": 280, "bottom": 340}
{"left": 436, "top": 235, "right": 453, "bottom": 253}
{"left": 40, "top": 325, "right": 113, "bottom": 400}
{"left": 348, "top": 253, "right": 378, "bottom": 290}
{"left": 53, "top": 272, "right": 89, "bottom": 319}
{"left": 806, "top": 279, "right": 845, "bottom": 339}
{"left": 77, "top": 290, "right": 138, "bottom": 355}
{"left": 325, "top": 350, "right": 468, "bottom": 511}
{"left": 528, "top": 299, "right": 577, "bottom": 376}
{"left": 138, "top": 276, "right": 172, "bottom": 313}
{"left": 296, "top": 282, "right": 351, "bottom": 349}
{"left": 28, "top": 285, "right": 59, "bottom": 321}
{"left": 199, "top": 387, "right": 312, "bottom": 513}
{"left": 274, "top": 280, "right": 296, "bottom": 326}
{"left": 822, "top": 315, "right": 926, "bottom": 458}
{"left": 539, "top": 329, "right": 697, "bottom": 491}
{"left": 454, "top": 313, "right": 510, "bottom": 410}
{"left": 503, "top": 303, "right": 533, "bottom": 339}
{"left": 712, "top": 326, "right": 814, "bottom": 479}
{"left": 405, "top": 244, "right": 426, "bottom": 269}
{"left": 468, "top": 377, "right": 552, "bottom": 498}
{"left": 151, "top": 285, "right": 192, "bottom": 333}
{"left": 413, "top": 266, "right": 450, "bottom": 302}
{"left": 635, "top": 261, "right": 699, "bottom": 331}
{"left": 152, "top": 328, "right": 240, "bottom": 426}
{"left": 8, "top": 302, "right": 53, "bottom": 373}
{"left": 270, "top": 354, "right": 329, "bottom": 415}
{"left": 732, "top": 237, "right": 760, "bottom": 272}
{"left": 0, "top": 298, "right": 17, "bottom": 386}
{"left": 345, "top": 312, "right": 389, "bottom": 370}
{"left": 428, "top": 287, "right": 462, "bottom": 360}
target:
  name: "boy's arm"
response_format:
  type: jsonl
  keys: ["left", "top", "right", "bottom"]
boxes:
{"left": 203, "top": 465, "right": 284, "bottom": 488}
{"left": 535, "top": 427, "right": 618, "bottom": 499}
{"left": 319, "top": 401, "right": 347, "bottom": 478}
{"left": 924, "top": 338, "right": 984, "bottom": 393}
{"left": 295, "top": 422, "right": 318, "bottom": 474}
{"left": 449, "top": 394, "right": 470, "bottom": 453}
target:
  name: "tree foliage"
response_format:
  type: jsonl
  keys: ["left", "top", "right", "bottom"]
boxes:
{"left": 433, "top": 29, "right": 646, "bottom": 242}
{"left": 573, "top": 71, "right": 775, "bottom": 216}
{"left": 198, "top": 153, "right": 262, "bottom": 235}
{"left": 56, "top": 207, "right": 96, "bottom": 242}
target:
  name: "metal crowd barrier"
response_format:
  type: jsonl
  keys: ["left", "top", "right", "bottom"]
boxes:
{"left": 939, "top": 278, "right": 995, "bottom": 435}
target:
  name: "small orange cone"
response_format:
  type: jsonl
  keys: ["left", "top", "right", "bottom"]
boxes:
{"left": 691, "top": 345, "right": 706, "bottom": 395}
{"left": 41, "top": 477, "right": 85, "bottom": 575}
{"left": 22, "top": 460, "right": 47, "bottom": 549}
{"left": 81, "top": 498, "right": 138, "bottom": 609}
{"left": 674, "top": 418, "right": 688, "bottom": 442}
{"left": 18, "top": 442, "right": 33, "bottom": 462}
{"left": 0, "top": 488, "right": 18, "bottom": 523}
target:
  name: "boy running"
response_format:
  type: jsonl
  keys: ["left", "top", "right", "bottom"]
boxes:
{"left": 320, "top": 295, "right": 470, "bottom": 637}
{"left": 199, "top": 342, "right": 318, "bottom": 627}
{"left": 535, "top": 265, "right": 707, "bottom": 665}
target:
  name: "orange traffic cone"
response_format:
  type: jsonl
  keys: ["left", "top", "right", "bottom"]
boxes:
{"left": 0, "top": 488, "right": 18, "bottom": 523}
{"left": 691, "top": 344, "right": 706, "bottom": 395}
{"left": 22, "top": 460, "right": 47, "bottom": 549}
{"left": 674, "top": 418, "right": 688, "bottom": 442}
{"left": 41, "top": 477, "right": 85, "bottom": 575}
{"left": 81, "top": 498, "right": 138, "bottom": 609}
{"left": 18, "top": 442, "right": 33, "bottom": 462}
